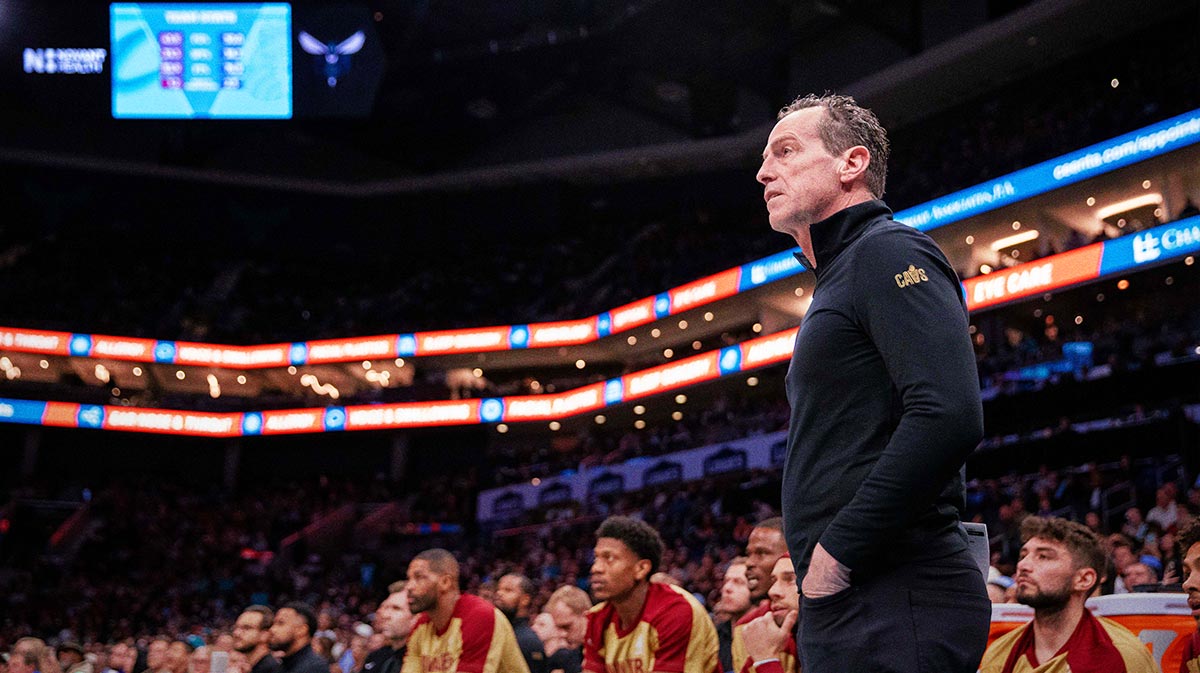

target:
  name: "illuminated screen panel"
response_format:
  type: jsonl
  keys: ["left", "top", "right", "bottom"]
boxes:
{"left": 111, "top": 3, "right": 291, "bottom": 118}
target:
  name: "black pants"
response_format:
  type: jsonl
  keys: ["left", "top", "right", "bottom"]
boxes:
{"left": 797, "top": 550, "right": 991, "bottom": 673}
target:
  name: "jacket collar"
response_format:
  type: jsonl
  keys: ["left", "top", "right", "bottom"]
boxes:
{"left": 794, "top": 199, "right": 892, "bottom": 277}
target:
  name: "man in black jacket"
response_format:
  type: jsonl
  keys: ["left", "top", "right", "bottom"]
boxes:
{"left": 268, "top": 603, "right": 327, "bottom": 673}
{"left": 232, "top": 606, "right": 281, "bottom": 673}
{"left": 359, "top": 582, "right": 415, "bottom": 673}
{"left": 493, "top": 574, "right": 546, "bottom": 673}
{"left": 756, "top": 93, "right": 990, "bottom": 672}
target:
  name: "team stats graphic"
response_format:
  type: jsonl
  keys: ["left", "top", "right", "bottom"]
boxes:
{"left": 110, "top": 3, "right": 291, "bottom": 118}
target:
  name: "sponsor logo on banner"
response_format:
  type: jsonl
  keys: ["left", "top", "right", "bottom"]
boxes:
{"left": 93, "top": 338, "right": 153, "bottom": 359}
{"left": 493, "top": 492, "right": 525, "bottom": 519}
{"left": 508, "top": 326, "right": 530, "bottom": 348}
{"left": 416, "top": 328, "right": 508, "bottom": 354}
{"left": 741, "top": 330, "right": 798, "bottom": 367}
{"left": 323, "top": 407, "right": 347, "bottom": 431}
{"left": 24, "top": 48, "right": 107, "bottom": 74}
{"left": 704, "top": 447, "right": 748, "bottom": 475}
{"left": 480, "top": 399, "right": 505, "bottom": 423}
{"left": 289, "top": 343, "right": 309, "bottom": 365}
{"left": 643, "top": 461, "right": 683, "bottom": 487}
{"left": 242, "top": 412, "right": 263, "bottom": 435}
{"left": 610, "top": 298, "right": 655, "bottom": 331}
{"left": 527, "top": 320, "right": 594, "bottom": 347}
{"left": 344, "top": 402, "right": 477, "bottom": 429}
{"left": 963, "top": 245, "right": 1102, "bottom": 311}
{"left": 69, "top": 334, "right": 93, "bottom": 356}
{"left": 669, "top": 269, "right": 739, "bottom": 312}
{"left": 0, "top": 329, "right": 68, "bottom": 353}
{"left": 625, "top": 353, "right": 718, "bottom": 398}
{"left": 588, "top": 472, "right": 624, "bottom": 500}
{"left": 538, "top": 482, "right": 573, "bottom": 506}
{"left": 307, "top": 337, "right": 394, "bottom": 363}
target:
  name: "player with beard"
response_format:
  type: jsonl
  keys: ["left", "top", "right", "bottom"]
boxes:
{"left": 268, "top": 603, "right": 327, "bottom": 673}
{"left": 740, "top": 555, "right": 798, "bottom": 673}
{"left": 730, "top": 519, "right": 787, "bottom": 673}
{"left": 583, "top": 516, "right": 719, "bottom": 673}
{"left": 1179, "top": 516, "right": 1200, "bottom": 673}
{"left": 360, "top": 581, "right": 416, "bottom": 673}
{"left": 980, "top": 517, "right": 1157, "bottom": 673}
{"left": 402, "top": 549, "right": 529, "bottom": 673}
{"left": 494, "top": 574, "right": 547, "bottom": 673}
{"left": 232, "top": 606, "right": 281, "bottom": 673}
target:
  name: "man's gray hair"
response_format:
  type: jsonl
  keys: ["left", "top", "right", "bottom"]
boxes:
{"left": 778, "top": 93, "right": 890, "bottom": 198}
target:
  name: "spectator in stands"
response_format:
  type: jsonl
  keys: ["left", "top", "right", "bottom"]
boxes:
{"left": 402, "top": 548, "right": 529, "bottom": 673}
{"left": 987, "top": 575, "right": 1015, "bottom": 604}
{"left": 188, "top": 649, "right": 210, "bottom": 673}
{"left": 1122, "top": 508, "right": 1149, "bottom": 543}
{"left": 740, "top": 555, "right": 798, "bottom": 673}
{"left": 360, "top": 582, "right": 413, "bottom": 673}
{"left": 584, "top": 516, "right": 718, "bottom": 673}
{"left": 1120, "top": 563, "right": 1158, "bottom": 591}
{"left": 268, "top": 603, "right": 326, "bottom": 673}
{"left": 57, "top": 644, "right": 90, "bottom": 673}
{"left": 493, "top": 574, "right": 546, "bottom": 673}
{"left": 164, "top": 643, "right": 190, "bottom": 673}
{"left": 730, "top": 519, "right": 787, "bottom": 673}
{"left": 105, "top": 643, "right": 134, "bottom": 673}
{"left": 8, "top": 650, "right": 37, "bottom": 673}
{"left": 713, "top": 557, "right": 752, "bottom": 672}
{"left": 543, "top": 586, "right": 590, "bottom": 673}
{"left": 232, "top": 606, "right": 280, "bottom": 673}
{"left": 980, "top": 517, "right": 1157, "bottom": 672}
{"left": 143, "top": 640, "right": 169, "bottom": 673}
{"left": 1178, "top": 516, "right": 1200, "bottom": 671}
{"left": 1148, "top": 486, "right": 1181, "bottom": 532}
{"left": 1108, "top": 534, "right": 1140, "bottom": 594}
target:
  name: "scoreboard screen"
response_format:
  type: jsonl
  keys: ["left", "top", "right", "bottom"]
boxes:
{"left": 110, "top": 3, "right": 292, "bottom": 118}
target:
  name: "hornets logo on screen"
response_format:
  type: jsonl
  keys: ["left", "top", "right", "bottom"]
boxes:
{"left": 297, "top": 30, "right": 364, "bottom": 87}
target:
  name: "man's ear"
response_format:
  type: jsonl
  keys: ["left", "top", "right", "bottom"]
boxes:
{"left": 633, "top": 559, "right": 653, "bottom": 583}
{"left": 839, "top": 146, "right": 871, "bottom": 185}
{"left": 1074, "top": 567, "right": 1098, "bottom": 595}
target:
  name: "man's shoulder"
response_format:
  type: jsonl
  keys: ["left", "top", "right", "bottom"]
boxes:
{"left": 1095, "top": 616, "right": 1157, "bottom": 658}
{"left": 643, "top": 583, "right": 708, "bottom": 629}
{"left": 979, "top": 623, "right": 1029, "bottom": 671}
{"left": 454, "top": 593, "right": 498, "bottom": 619}
{"left": 734, "top": 602, "right": 771, "bottom": 628}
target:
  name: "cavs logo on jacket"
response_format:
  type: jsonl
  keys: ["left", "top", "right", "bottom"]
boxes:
{"left": 894, "top": 264, "right": 929, "bottom": 288}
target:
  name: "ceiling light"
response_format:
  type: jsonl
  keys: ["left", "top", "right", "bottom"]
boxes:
{"left": 989, "top": 230, "right": 1039, "bottom": 250}
{"left": 1095, "top": 193, "right": 1162, "bottom": 220}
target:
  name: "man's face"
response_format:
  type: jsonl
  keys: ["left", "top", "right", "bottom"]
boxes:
{"left": 406, "top": 560, "right": 445, "bottom": 615}
{"left": 756, "top": 107, "right": 848, "bottom": 238}
{"left": 268, "top": 609, "right": 309, "bottom": 654}
{"left": 110, "top": 644, "right": 133, "bottom": 672}
{"left": 376, "top": 590, "right": 416, "bottom": 641}
{"left": 232, "top": 612, "right": 269, "bottom": 653}
{"left": 147, "top": 642, "right": 168, "bottom": 670}
{"left": 547, "top": 601, "right": 587, "bottom": 649}
{"left": 189, "top": 649, "right": 210, "bottom": 673}
{"left": 1121, "top": 563, "right": 1155, "bottom": 589}
{"left": 1181, "top": 541, "right": 1200, "bottom": 624}
{"left": 744, "top": 527, "right": 787, "bottom": 602}
{"left": 493, "top": 576, "right": 527, "bottom": 619}
{"left": 590, "top": 537, "right": 648, "bottom": 603}
{"left": 8, "top": 655, "right": 34, "bottom": 673}
{"left": 1111, "top": 545, "right": 1136, "bottom": 571}
{"left": 1015, "top": 537, "right": 1090, "bottom": 611}
{"left": 58, "top": 651, "right": 83, "bottom": 668}
{"left": 765, "top": 557, "right": 799, "bottom": 627}
{"left": 714, "top": 563, "right": 752, "bottom": 616}
{"left": 164, "top": 644, "right": 189, "bottom": 673}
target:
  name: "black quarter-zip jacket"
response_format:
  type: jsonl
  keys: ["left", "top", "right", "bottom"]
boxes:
{"left": 782, "top": 199, "right": 983, "bottom": 580}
